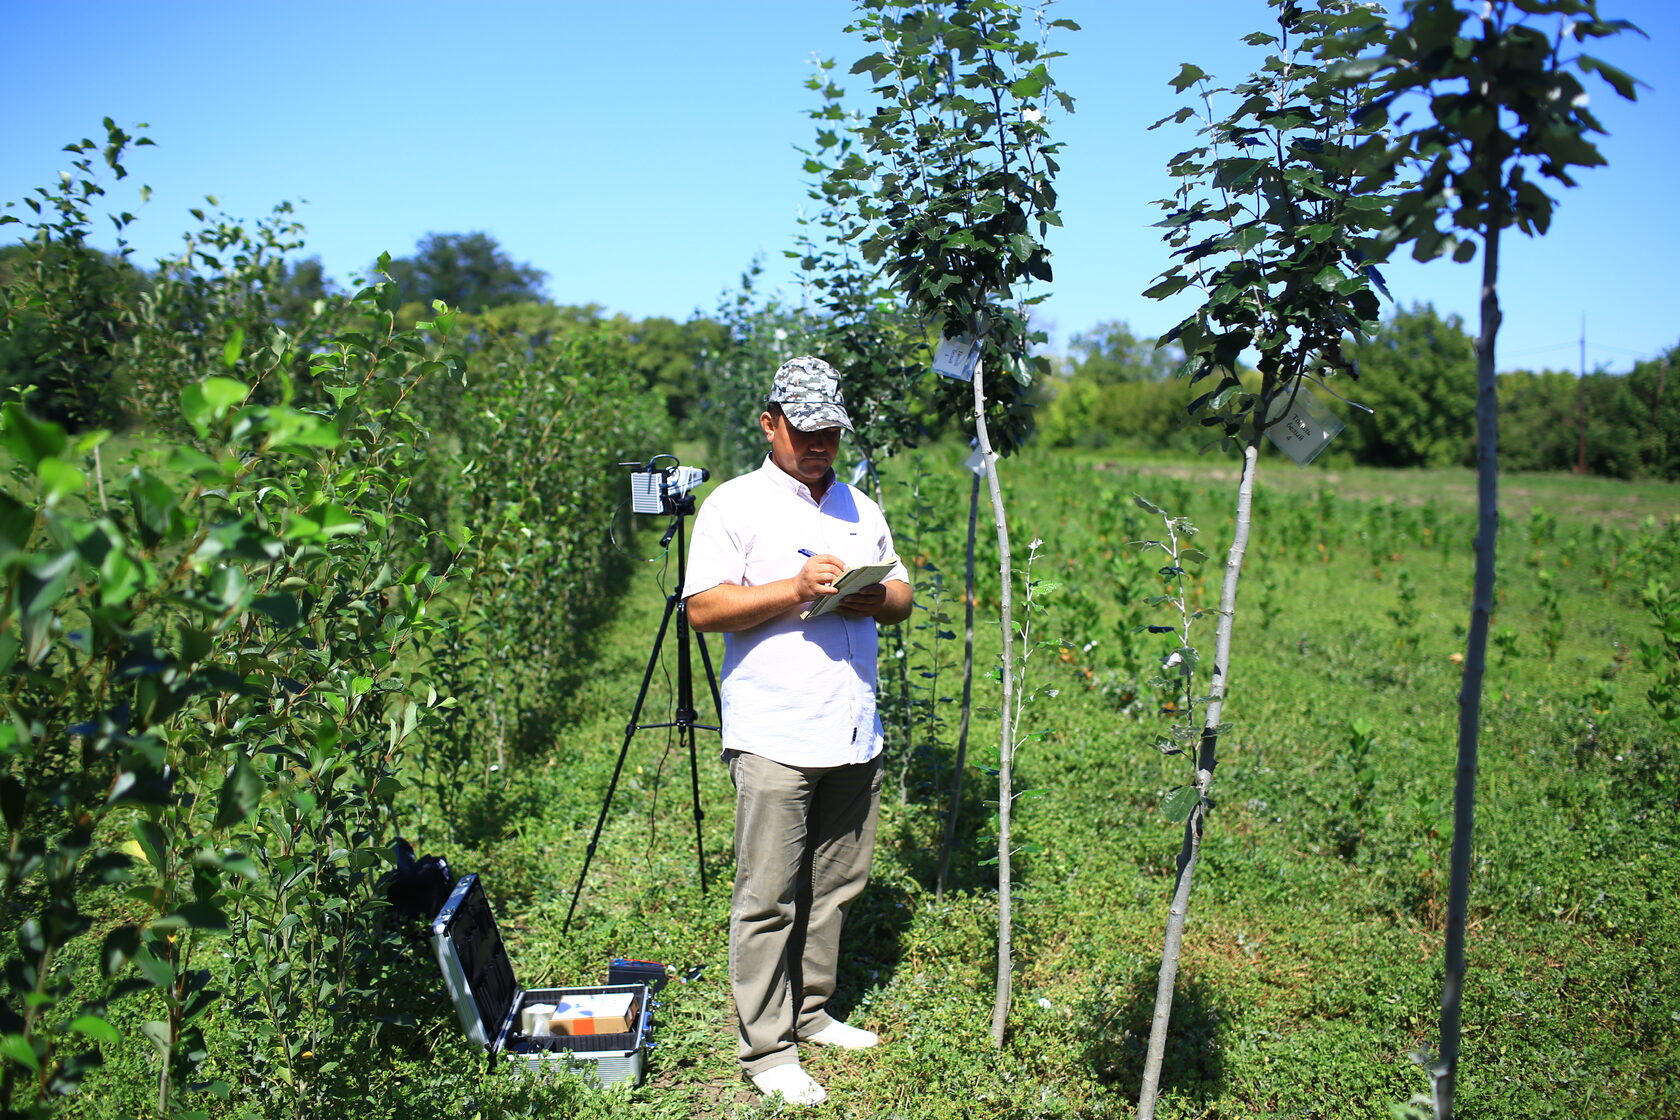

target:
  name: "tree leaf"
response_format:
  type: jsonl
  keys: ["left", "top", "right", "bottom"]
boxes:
{"left": 1331, "top": 57, "right": 1392, "bottom": 81}
{"left": 0, "top": 492, "right": 31, "bottom": 556}
{"left": 1170, "top": 63, "right": 1207, "bottom": 93}
{"left": 252, "top": 594, "right": 301, "bottom": 628}
{"left": 221, "top": 328, "right": 245, "bottom": 370}
{"left": 200, "top": 376, "right": 248, "bottom": 413}
{"left": 100, "top": 547, "right": 141, "bottom": 606}
{"left": 102, "top": 926, "right": 140, "bottom": 977}
{"left": 1577, "top": 54, "right": 1640, "bottom": 101}
{"left": 1161, "top": 784, "right": 1200, "bottom": 822}
{"left": 69, "top": 1015, "right": 121, "bottom": 1048}
{"left": 1143, "top": 274, "right": 1191, "bottom": 300}
{"left": 36, "top": 456, "right": 84, "bottom": 500}
{"left": 132, "top": 819, "right": 169, "bottom": 873}
{"left": 140, "top": 1020, "right": 172, "bottom": 1057}
{"left": 214, "top": 758, "right": 263, "bottom": 829}
{"left": 1230, "top": 225, "right": 1267, "bottom": 253}
{"left": 132, "top": 948, "right": 173, "bottom": 990}
{"left": 169, "top": 901, "right": 231, "bottom": 932}
{"left": 0, "top": 1033, "right": 40, "bottom": 1071}
{"left": 0, "top": 402, "right": 67, "bottom": 469}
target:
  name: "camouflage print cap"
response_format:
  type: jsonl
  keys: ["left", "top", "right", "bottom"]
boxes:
{"left": 768, "top": 356, "right": 853, "bottom": 432}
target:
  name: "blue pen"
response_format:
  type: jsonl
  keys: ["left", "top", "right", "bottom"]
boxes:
{"left": 798, "top": 549, "right": 816, "bottom": 557}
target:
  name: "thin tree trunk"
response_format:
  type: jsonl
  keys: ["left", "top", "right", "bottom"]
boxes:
{"left": 1137, "top": 436, "right": 1260, "bottom": 1118}
{"left": 1136, "top": 799, "right": 1204, "bottom": 1120}
{"left": 889, "top": 548, "right": 914, "bottom": 806}
{"left": 896, "top": 622, "right": 914, "bottom": 805}
{"left": 869, "top": 463, "right": 918, "bottom": 807}
{"left": 970, "top": 362, "right": 1016, "bottom": 1048}
{"left": 1437, "top": 222, "right": 1501, "bottom": 1120}
{"left": 936, "top": 470, "right": 982, "bottom": 900}
{"left": 92, "top": 441, "right": 107, "bottom": 509}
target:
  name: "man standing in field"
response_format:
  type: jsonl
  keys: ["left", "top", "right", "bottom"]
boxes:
{"left": 684, "top": 356, "right": 911, "bottom": 1107}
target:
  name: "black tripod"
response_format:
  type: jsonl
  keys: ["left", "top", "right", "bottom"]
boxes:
{"left": 564, "top": 495, "right": 722, "bottom": 932}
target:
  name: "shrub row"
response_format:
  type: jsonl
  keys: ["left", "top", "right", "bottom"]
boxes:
{"left": 0, "top": 126, "right": 662, "bottom": 1117}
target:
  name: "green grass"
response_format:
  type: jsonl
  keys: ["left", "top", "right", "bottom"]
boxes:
{"left": 68, "top": 447, "right": 1679, "bottom": 1118}
{"left": 1073, "top": 445, "right": 1680, "bottom": 531}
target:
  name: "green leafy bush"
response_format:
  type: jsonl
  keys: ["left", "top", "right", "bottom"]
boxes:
{"left": 0, "top": 121, "right": 664, "bottom": 1117}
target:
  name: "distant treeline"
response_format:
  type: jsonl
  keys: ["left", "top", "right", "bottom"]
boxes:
{"left": 5, "top": 228, "right": 1672, "bottom": 481}
{"left": 1036, "top": 305, "right": 1679, "bottom": 480}
{"left": 0, "top": 229, "right": 738, "bottom": 437}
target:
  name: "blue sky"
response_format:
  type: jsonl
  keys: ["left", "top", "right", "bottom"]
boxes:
{"left": 3, "top": 0, "right": 1674, "bottom": 372}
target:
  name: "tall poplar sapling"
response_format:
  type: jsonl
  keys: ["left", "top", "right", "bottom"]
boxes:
{"left": 1341, "top": 3, "right": 1642, "bottom": 1116}
{"left": 825, "top": 0, "right": 1070, "bottom": 1044}
{"left": 1135, "top": 3, "right": 1391, "bottom": 1113}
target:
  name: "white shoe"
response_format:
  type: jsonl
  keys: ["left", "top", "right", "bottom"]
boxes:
{"left": 751, "top": 1063, "right": 827, "bottom": 1106}
{"left": 802, "top": 1019, "right": 879, "bottom": 1050}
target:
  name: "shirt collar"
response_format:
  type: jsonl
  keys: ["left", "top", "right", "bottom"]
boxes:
{"left": 757, "top": 455, "right": 836, "bottom": 504}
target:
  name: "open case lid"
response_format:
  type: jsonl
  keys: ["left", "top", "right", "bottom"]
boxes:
{"left": 432, "top": 873, "right": 519, "bottom": 1048}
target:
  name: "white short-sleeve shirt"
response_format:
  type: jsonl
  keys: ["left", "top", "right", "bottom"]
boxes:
{"left": 683, "top": 458, "right": 910, "bottom": 768}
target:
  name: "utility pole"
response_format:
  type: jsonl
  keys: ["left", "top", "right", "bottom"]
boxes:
{"left": 1655, "top": 354, "right": 1670, "bottom": 473}
{"left": 1575, "top": 315, "right": 1588, "bottom": 474}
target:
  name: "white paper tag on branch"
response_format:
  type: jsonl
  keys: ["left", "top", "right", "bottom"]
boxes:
{"left": 933, "top": 335, "right": 981, "bottom": 382}
{"left": 1265, "top": 386, "right": 1344, "bottom": 466}
{"left": 965, "top": 446, "right": 989, "bottom": 477}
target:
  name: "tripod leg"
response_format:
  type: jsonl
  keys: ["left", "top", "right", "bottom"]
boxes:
{"left": 695, "top": 629, "right": 723, "bottom": 721}
{"left": 684, "top": 629, "right": 723, "bottom": 895}
{"left": 673, "top": 593, "right": 711, "bottom": 897}
{"left": 563, "top": 592, "right": 678, "bottom": 933}
{"left": 682, "top": 721, "right": 707, "bottom": 895}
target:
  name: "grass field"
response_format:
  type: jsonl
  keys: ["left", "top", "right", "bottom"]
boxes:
{"left": 71, "top": 446, "right": 1680, "bottom": 1118}
{"left": 1097, "top": 450, "right": 1679, "bottom": 531}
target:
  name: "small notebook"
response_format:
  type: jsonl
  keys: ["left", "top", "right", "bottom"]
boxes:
{"left": 800, "top": 558, "right": 900, "bottom": 620}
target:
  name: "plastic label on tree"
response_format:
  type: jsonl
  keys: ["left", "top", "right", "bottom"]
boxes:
{"left": 1265, "top": 386, "right": 1344, "bottom": 466}
{"left": 933, "top": 335, "right": 980, "bottom": 382}
{"left": 965, "top": 445, "right": 989, "bottom": 477}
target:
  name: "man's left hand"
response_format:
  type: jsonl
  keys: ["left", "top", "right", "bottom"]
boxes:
{"left": 837, "top": 579, "right": 912, "bottom": 624}
{"left": 837, "top": 582, "right": 889, "bottom": 617}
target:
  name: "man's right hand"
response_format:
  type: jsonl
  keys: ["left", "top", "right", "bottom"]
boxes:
{"left": 688, "top": 552, "right": 848, "bottom": 633}
{"left": 794, "top": 553, "right": 846, "bottom": 602}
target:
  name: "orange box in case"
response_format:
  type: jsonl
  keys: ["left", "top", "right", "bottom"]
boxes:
{"left": 550, "top": 990, "right": 641, "bottom": 1036}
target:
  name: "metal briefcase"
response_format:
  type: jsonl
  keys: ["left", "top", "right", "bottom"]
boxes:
{"left": 431, "top": 873, "right": 652, "bottom": 1086}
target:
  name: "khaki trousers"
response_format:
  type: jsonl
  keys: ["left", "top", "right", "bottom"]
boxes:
{"left": 728, "top": 750, "right": 883, "bottom": 1075}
